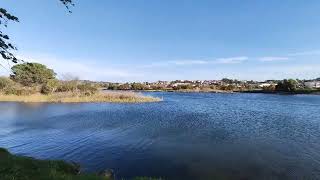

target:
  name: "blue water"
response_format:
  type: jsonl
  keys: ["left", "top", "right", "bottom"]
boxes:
{"left": 1, "top": 92, "right": 320, "bottom": 180}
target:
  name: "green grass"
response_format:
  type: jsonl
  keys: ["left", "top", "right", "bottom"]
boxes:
{"left": 0, "top": 148, "right": 108, "bottom": 180}
{"left": 0, "top": 148, "right": 163, "bottom": 180}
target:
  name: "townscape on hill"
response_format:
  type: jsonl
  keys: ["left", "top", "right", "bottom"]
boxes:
{"left": 97, "top": 78, "right": 320, "bottom": 94}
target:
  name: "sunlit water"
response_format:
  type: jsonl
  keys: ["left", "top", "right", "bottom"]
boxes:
{"left": 1, "top": 92, "right": 320, "bottom": 180}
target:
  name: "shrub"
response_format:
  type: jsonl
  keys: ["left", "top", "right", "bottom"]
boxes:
{"left": 77, "top": 83, "right": 98, "bottom": 95}
{"left": 56, "top": 80, "right": 78, "bottom": 92}
{"left": 276, "top": 79, "right": 298, "bottom": 92}
{"left": 262, "top": 85, "right": 276, "bottom": 92}
{"left": 131, "top": 83, "right": 146, "bottom": 90}
{"left": 0, "top": 76, "right": 38, "bottom": 95}
{"left": 41, "top": 79, "right": 59, "bottom": 94}
{"left": 118, "top": 83, "right": 131, "bottom": 90}
{"left": 4, "top": 86, "right": 37, "bottom": 96}
{"left": 107, "top": 83, "right": 119, "bottom": 90}
{"left": 0, "top": 77, "right": 15, "bottom": 90}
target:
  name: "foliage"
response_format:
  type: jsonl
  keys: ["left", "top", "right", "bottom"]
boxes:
{"left": 173, "top": 84, "right": 193, "bottom": 90}
{"left": 60, "top": 0, "right": 75, "bottom": 13}
{"left": 107, "top": 83, "right": 119, "bottom": 90}
{"left": 131, "top": 83, "right": 146, "bottom": 90}
{"left": 4, "top": 86, "right": 37, "bottom": 96}
{"left": 10, "top": 63, "right": 56, "bottom": 86}
{"left": 118, "top": 83, "right": 131, "bottom": 90}
{"left": 150, "top": 84, "right": 166, "bottom": 90}
{"left": 0, "top": 77, "right": 37, "bottom": 95}
{"left": 275, "top": 79, "right": 298, "bottom": 92}
{"left": 56, "top": 81, "right": 98, "bottom": 95}
{"left": 221, "top": 78, "right": 234, "bottom": 84}
{"left": 0, "top": 76, "right": 14, "bottom": 90}
{"left": 219, "top": 84, "right": 236, "bottom": 91}
{"left": 57, "top": 80, "right": 78, "bottom": 92}
{"left": 77, "top": 83, "right": 98, "bottom": 95}
{"left": 0, "top": 8, "right": 20, "bottom": 64}
{"left": 0, "top": 1, "right": 74, "bottom": 65}
{"left": 41, "top": 79, "right": 60, "bottom": 94}
{"left": 0, "top": 147, "right": 108, "bottom": 180}
{"left": 262, "top": 85, "right": 276, "bottom": 92}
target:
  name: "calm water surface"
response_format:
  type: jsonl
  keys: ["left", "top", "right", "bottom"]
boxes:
{"left": 1, "top": 92, "right": 320, "bottom": 180}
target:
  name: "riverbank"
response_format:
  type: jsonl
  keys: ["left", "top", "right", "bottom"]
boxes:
{"left": 138, "top": 89, "right": 320, "bottom": 95}
{"left": 0, "top": 148, "right": 107, "bottom": 180}
{"left": 239, "top": 89, "right": 320, "bottom": 95}
{"left": 136, "top": 89, "right": 234, "bottom": 93}
{"left": 0, "top": 148, "right": 161, "bottom": 180}
{"left": 0, "top": 91, "right": 161, "bottom": 103}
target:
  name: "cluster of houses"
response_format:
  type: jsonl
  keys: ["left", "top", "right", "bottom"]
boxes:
{"left": 102, "top": 78, "right": 320, "bottom": 90}
{"left": 142, "top": 79, "right": 261, "bottom": 88}
{"left": 143, "top": 79, "right": 320, "bottom": 89}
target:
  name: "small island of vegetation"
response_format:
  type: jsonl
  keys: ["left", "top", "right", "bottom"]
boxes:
{"left": 0, "top": 63, "right": 161, "bottom": 103}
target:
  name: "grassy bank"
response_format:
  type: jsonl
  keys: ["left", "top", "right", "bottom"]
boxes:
{"left": 0, "top": 91, "right": 161, "bottom": 103}
{"left": 0, "top": 148, "right": 162, "bottom": 180}
{"left": 0, "top": 148, "right": 107, "bottom": 180}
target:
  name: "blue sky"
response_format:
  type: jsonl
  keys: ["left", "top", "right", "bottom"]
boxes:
{"left": 0, "top": 0, "right": 320, "bottom": 82}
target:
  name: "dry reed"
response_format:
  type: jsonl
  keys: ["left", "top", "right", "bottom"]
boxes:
{"left": 0, "top": 91, "right": 161, "bottom": 103}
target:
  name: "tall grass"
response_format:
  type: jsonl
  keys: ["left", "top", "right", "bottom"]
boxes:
{"left": 0, "top": 91, "right": 161, "bottom": 103}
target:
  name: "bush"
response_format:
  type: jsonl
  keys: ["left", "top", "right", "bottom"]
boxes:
{"left": 41, "top": 79, "right": 59, "bottom": 94}
{"left": 262, "top": 85, "right": 276, "bottom": 92}
{"left": 131, "top": 83, "right": 146, "bottom": 90}
{"left": 56, "top": 80, "right": 78, "bottom": 92}
{"left": 77, "top": 83, "right": 98, "bottom": 96}
{"left": 0, "top": 77, "right": 15, "bottom": 90}
{"left": 0, "top": 77, "right": 35, "bottom": 95}
{"left": 107, "top": 83, "right": 119, "bottom": 90}
{"left": 276, "top": 79, "right": 298, "bottom": 92}
{"left": 173, "top": 84, "right": 193, "bottom": 90}
{"left": 4, "top": 86, "right": 37, "bottom": 96}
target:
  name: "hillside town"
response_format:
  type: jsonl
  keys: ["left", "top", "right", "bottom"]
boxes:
{"left": 98, "top": 78, "right": 320, "bottom": 93}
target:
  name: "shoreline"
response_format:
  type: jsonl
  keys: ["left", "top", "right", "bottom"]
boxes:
{"left": 0, "top": 91, "right": 162, "bottom": 103}
{"left": 0, "top": 148, "right": 159, "bottom": 180}
{"left": 133, "top": 89, "right": 320, "bottom": 95}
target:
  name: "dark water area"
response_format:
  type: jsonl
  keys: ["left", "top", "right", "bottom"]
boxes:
{"left": 1, "top": 92, "right": 320, "bottom": 180}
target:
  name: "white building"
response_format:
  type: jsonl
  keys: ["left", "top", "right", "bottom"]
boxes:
{"left": 304, "top": 81, "right": 320, "bottom": 88}
{"left": 258, "top": 83, "right": 274, "bottom": 88}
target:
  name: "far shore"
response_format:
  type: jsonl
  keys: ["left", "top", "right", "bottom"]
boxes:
{"left": 124, "top": 89, "right": 320, "bottom": 95}
{"left": 0, "top": 91, "right": 161, "bottom": 103}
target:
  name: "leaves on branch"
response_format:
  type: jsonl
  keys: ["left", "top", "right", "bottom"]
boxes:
{"left": 0, "top": 8, "right": 20, "bottom": 65}
{"left": 0, "top": 0, "right": 74, "bottom": 67}
{"left": 60, "top": 0, "right": 75, "bottom": 13}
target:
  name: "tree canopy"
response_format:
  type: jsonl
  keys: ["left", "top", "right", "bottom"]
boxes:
{"left": 275, "top": 79, "right": 298, "bottom": 92}
{"left": 10, "top": 63, "right": 56, "bottom": 86}
{"left": 0, "top": 0, "right": 74, "bottom": 66}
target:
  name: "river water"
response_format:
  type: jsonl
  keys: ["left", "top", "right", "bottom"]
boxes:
{"left": 0, "top": 92, "right": 320, "bottom": 180}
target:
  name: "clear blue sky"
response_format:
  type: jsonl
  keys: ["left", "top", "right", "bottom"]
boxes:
{"left": 1, "top": 0, "right": 320, "bottom": 82}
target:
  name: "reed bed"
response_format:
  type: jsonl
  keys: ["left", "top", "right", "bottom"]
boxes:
{"left": 0, "top": 91, "right": 161, "bottom": 103}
